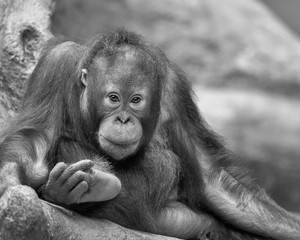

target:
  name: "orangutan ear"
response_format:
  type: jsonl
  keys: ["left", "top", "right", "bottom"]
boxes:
{"left": 81, "top": 69, "right": 88, "bottom": 86}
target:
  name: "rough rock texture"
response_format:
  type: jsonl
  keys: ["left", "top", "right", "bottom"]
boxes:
{"left": 0, "top": 186, "right": 50, "bottom": 240}
{"left": 0, "top": 186, "right": 179, "bottom": 240}
{"left": 0, "top": 0, "right": 54, "bottom": 114}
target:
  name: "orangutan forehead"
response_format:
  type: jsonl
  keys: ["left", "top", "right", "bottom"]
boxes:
{"left": 91, "top": 47, "right": 158, "bottom": 86}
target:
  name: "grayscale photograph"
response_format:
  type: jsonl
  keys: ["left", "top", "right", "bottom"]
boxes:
{"left": 0, "top": 0, "right": 300, "bottom": 239}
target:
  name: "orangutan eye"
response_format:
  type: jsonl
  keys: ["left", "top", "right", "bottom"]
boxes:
{"left": 108, "top": 93, "right": 120, "bottom": 103}
{"left": 130, "top": 95, "right": 142, "bottom": 104}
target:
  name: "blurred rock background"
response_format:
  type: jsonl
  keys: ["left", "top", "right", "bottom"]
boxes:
{"left": 51, "top": 0, "right": 300, "bottom": 212}
{"left": 261, "top": 0, "right": 300, "bottom": 36}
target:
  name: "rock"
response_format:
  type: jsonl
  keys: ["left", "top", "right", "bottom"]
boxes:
{"left": 0, "top": 185, "right": 180, "bottom": 240}
{"left": 0, "top": 0, "right": 54, "bottom": 112}
{"left": 0, "top": 185, "right": 50, "bottom": 240}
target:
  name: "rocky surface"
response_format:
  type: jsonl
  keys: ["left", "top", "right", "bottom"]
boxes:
{"left": 0, "top": 0, "right": 54, "bottom": 112}
{"left": 0, "top": 185, "right": 179, "bottom": 240}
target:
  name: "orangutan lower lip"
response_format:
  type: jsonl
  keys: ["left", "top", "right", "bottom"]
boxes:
{"left": 100, "top": 135, "right": 139, "bottom": 147}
